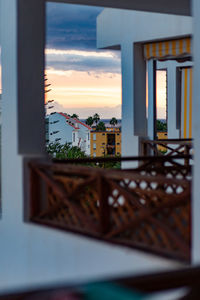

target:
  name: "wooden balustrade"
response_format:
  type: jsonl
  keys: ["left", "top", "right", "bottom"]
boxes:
{"left": 141, "top": 139, "right": 193, "bottom": 165}
{"left": 29, "top": 156, "right": 191, "bottom": 262}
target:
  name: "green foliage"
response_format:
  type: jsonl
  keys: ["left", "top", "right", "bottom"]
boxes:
{"left": 47, "top": 142, "right": 121, "bottom": 169}
{"left": 96, "top": 121, "right": 106, "bottom": 131}
{"left": 159, "top": 148, "right": 168, "bottom": 154}
{"left": 71, "top": 113, "right": 79, "bottom": 119}
{"left": 110, "top": 117, "right": 118, "bottom": 126}
{"left": 46, "top": 142, "right": 87, "bottom": 159}
{"left": 85, "top": 116, "right": 94, "bottom": 126}
{"left": 156, "top": 120, "right": 167, "bottom": 132}
{"left": 93, "top": 113, "right": 100, "bottom": 125}
{"left": 103, "top": 155, "right": 121, "bottom": 169}
{"left": 89, "top": 154, "right": 121, "bottom": 169}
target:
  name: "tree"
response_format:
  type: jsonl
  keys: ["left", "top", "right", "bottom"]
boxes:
{"left": 46, "top": 142, "right": 87, "bottom": 159}
{"left": 96, "top": 121, "right": 106, "bottom": 131}
{"left": 156, "top": 120, "right": 167, "bottom": 132}
{"left": 110, "top": 117, "right": 118, "bottom": 127}
{"left": 71, "top": 114, "right": 79, "bottom": 119}
{"left": 85, "top": 116, "right": 94, "bottom": 126}
{"left": 93, "top": 113, "right": 100, "bottom": 125}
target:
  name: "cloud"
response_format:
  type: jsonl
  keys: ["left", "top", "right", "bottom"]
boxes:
{"left": 157, "top": 107, "right": 166, "bottom": 119}
{"left": 47, "top": 101, "right": 121, "bottom": 119}
{"left": 46, "top": 3, "right": 103, "bottom": 50}
{"left": 45, "top": 3, "right": 122, "bottom": 119}
{"left": 45, "top": 48, "right": 121, "bottom": 74}
{"left": 46, "top": 4, "right": 121, "bottom": 74}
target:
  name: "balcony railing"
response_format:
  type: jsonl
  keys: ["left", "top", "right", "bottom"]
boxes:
{"left": 29, "top": 155, "right": 191, "bottom": 262}
{"left": 141, "top": 138, "right": 193, "bottom": 165}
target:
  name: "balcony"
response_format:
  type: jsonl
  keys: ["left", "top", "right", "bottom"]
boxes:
{"left": 141, "top": 138, "right": 193, "bottom": 160}
{"left": 29, "top": 154, "right": 191, "bottom": 262}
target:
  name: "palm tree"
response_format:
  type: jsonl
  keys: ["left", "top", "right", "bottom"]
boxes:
{"left": 96, "top": 121, "right": 106, "bottom": 131}
{"left": 110, "top": 117, "right": 118, "bottom": 127}
{"left": 71, "top": 113, "right": 79, "bottom": 119}
{"left": 85, "top": 116, "right": 94, "bottom": 126}
{"left": 93, "top": 113, "right": 100, "bottom": 125}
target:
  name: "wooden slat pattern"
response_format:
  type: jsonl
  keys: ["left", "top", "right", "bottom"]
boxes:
{"left": 141, "top": 138, "right": 193, "bottom": 166}
{"left": 29, "top": 156, "right": 191, "bottom": 261}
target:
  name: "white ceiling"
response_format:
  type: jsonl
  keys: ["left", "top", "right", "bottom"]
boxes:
{"left": 47, "top": 0, "right": 191, "bottom": 16}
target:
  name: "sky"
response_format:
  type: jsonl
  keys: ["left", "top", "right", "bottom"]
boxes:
{"left": 45, "top": 2, "right": 166, "bottom": 119}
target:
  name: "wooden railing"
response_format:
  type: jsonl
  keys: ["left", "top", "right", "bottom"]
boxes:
{"left": 29, "top": 156, "right": 191, "bottom": 262}
{"left": 141, "top": 138, "right": 193, "bottom": 165}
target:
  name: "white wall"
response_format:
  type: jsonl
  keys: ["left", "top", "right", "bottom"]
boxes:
{"left": 0, "top": 219, "right": 181, "bottom": 294}
{"left": 97, "top": 10, "right": 192, "bottom": 48}
{"left": 72, "top": 128, "right": 91, "bottom": 155}
{"left": 48, "top": 113, "right": 74, "bottom": 144}
{"left": 85, "top": 130, "right": 91, "bottom": 155}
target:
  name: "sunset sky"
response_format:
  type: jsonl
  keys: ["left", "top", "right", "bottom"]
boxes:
{"left": 45, "top": 2, "right": 166, "bottom": 119}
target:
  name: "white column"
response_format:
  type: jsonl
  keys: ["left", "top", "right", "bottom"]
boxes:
{"left": 0, "top": 0, "right": 45, "bottom": 220}
{"left": 166, "top": 63, "right": 180, "bottom": 139}
{"left": 1, "top": 0, "right": 23, "bottom": 223}
{"left": 18, "top": 0, "right": 45, "bottom": 154}
{"left": 192, "top": 0, "right": 200, "bottom": 263}
{"left": 147, "top": 59, "right": 156, "bottom": 140}
{"left": 121, "top": 43, "right": 139, "bottom": 159}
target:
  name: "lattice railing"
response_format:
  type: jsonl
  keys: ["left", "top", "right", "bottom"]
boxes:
{"left": 141, "top": 139, "right": 193, "bottom": 165}
{"left": 29, "top": 157, "right": 191, "bottom": 261}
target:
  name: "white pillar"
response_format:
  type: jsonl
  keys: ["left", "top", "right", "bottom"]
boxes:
{"left": 166, "top": 63, "right": 180, "bottom": 139}
{"left": 121, "top": 43, "right": 139, "bottom": 161}
{"left": 18, "top": 0, "right": 45, "bottom": 154}
{"left": 121, "top": 43, "right": 146, "bottom": 166}
{"left": 147, "top": 59, "right": 156, "bottom": 140}
{"left": 0, "top": 0, "right": 45, "bottom": 221}
{"left": 192, "top": 0, "right": 200, "bottom": 263}
{"left": 1, "top": 0, "right": 23, "bottom": 223}
{"left": 157, "top": 60, "right": 193, "bottom": 139}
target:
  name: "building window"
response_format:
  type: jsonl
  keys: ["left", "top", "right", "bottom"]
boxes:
{"left": 117, "top": 143, "right": 120, "bottom": 145}
{"left": 102, "top": 133, "right": 105, "bottom": 136}
{"left": 93, "top": 152, "right": 96, "bottom": 157}
{"left": 93, "top": 133, "right": 96, "bottom": 141}
{"left": 88, "top": 133, "right": 90, "bottom": 140}
{"left": 102, "top": 143, "right": 105, "bottom": 145}
{"left": 73, "top": 133, "right": 75, "bottom": 142}
{"left": 117, "top": 133, "right": 120, "bottom": 136}
{"left": 93, "top": 143, "right": 96, "bottom": 150}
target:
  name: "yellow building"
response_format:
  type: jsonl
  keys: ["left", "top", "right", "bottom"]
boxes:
{"left": 157, "top": 132, "right": 167, "bottom": 140}
{"left": 157, "top": 131, "right": 168, "bottom": 152}
{"left": 90, "top": 130, "right": 121, "bottom": 157}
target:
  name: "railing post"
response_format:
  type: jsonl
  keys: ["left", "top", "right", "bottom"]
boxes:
{"left": 98, "top": 174, "right": 110, "bottom": 235}
{"left": 184, "top": 145, "right": 190, "bottom": 166}
{"left": 143, "top": 141, "right": 147, "bottom": 157}
{"left": 29, "top": 165, "right": 41, "bottom": 218}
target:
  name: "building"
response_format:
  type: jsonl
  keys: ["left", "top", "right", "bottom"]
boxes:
{"left": 48, "top": 112, "right": 77, "bottom": 144}
{"left": 48, "top": 112, "right": 91, "bottom": 154}
{"left": 2, "top": 0, "right": 200, "bottom": 297}
{"left": 90, "top": 130, "right": 121, "bottom": 157}
{"left": 72, "top": 125, "right": 91, "bottom": 156}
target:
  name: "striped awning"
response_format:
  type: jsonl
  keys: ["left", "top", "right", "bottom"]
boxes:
{"left": 144, "top": 37, "right": 191, "bottom": 60}
{"left": 181, "top": 67, "right": 193, "bottom": 139}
